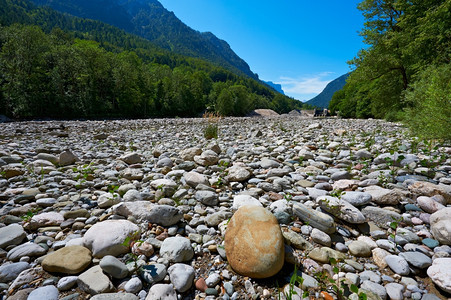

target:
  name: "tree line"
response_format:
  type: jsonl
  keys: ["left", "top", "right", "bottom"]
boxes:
{"left": 0, "top": 0, "right": 309, "bottom": 119}
{"left": 329, "top": 0, "right": 450, "bottom": 140}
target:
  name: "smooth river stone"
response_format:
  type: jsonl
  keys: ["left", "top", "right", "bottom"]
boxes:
{"left": 292, "top": 203, "right": 335, "bottom": 233}
{"left": 225, "top": 205, "right": 284, "bottom": 278}
{"left": 82, "top": 220, "right": 140, "bottom": 258}
{"left": 42, "top": 245, "right": 92, "bottom": 274}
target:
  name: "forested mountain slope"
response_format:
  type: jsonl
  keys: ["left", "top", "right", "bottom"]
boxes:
{"left": 31, "top": 0, "right": 256, "bottom": 78}
{"left": 0, "top": 0, "right": 305, "bottom": 119}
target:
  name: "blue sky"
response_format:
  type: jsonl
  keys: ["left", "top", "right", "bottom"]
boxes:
{"left": 159, "top": 0, "right": 365, "bottom": 101}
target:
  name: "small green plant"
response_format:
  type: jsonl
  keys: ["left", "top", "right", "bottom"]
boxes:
{"left": 284, "top": 265, "right": 309, "bottom": 300}
{"left": 329, "top": 190, "right": 344, "bottom": 199}
{"left": 21, "top": 207, "right": 42, "bottom": 222}
{"left": 312, "top": 258, "right": 367, "bottom": 300}
{"left": 284, "top": 193, "right": 293, "bottom": 202}
{"left": 203, "top": 112, "right": 220, "bottom": 139}
{"left": 121, "top": 231, "right": 142, "bottom": 270}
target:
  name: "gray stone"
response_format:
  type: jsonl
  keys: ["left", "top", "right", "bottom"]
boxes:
{"left": 97, "top": 192, "right": 121, "bottom": 208}
{"left": 348, "top": 240, "right": 372, "bottom": 257}
{"left": 160, "top": 237, "right": 194, "bottom": 263}
{"left": 361, "top": 280, "right": 387, "bottom": 300}
{"left": 183, "top": 171, "right": 209, "bottom": 187}
{"left": 82, "top": 220, "right": 140, "bottom": 258}
{"left": 195, "top": 190, "right": 218, "bottom": 206}
{"left": 259, "top": 158, "right": 280, "bottom": 169}
{"left": 232, "top": 195, "right": 262, "bottom": 210}
{"left": 361, "top": 206, "right": 402, "bottom": 229}
{"left": 292, "top": 203, "right": 335, "bottom": 234}
{"left": 282, "top": 229, "right": 313, "bottom": 251}
{"left": 317, "top": 196, "right": 366, "bottom": 224}
{"left": 91, "top": 293, "right": 139, "bottom": 300}
{"left": 310, "top": 228, "right": 331, "bottom": 246}
{"left": 28, "top": 285, "right": 59, "bottom": 300}
{"left": 359, "top": 270, "right": 381, "bottom": 283}
{"left": 100, "top": 255, "right": 129, "bottom": 279}
{"left": 399, "top": 251, "right": 432, "bottom": 269}
{"left": 364, "top": 186, "right": 402, "bottom": 205}
{"left": 77, "top": 265, "right": 114, "bottom": 295}
{"left": 385, "top": 255, "right": 410, "bottom": 275}
{"left": 0, "top": 223, "right": 26, "bottom": 249}
{"left": 7, "top": 242, "right": 47, "bottom": 261}
{"left": 57, "top": 276, "right": 78, "bottom": 291}
{"left": 385, "top": 282, "right": 404, "bottom": 300}
{"left": 140, "top": 264, "right": 167, "bottom": 284}
{"left": 0, "top": 262, "right": 30, "bottom": 283}
{"left": 341, "top": 191, "right": 372, "bottom": 206}
{"left": 120, "top": 152, "right": 142, "bottom": 165}
{"left": 124, "top": 277, "right": 142, "bottom": 293}
{"left": 123, "top": 189, "right": 142, "bottom": 202}
{"left": 113, "top": 202, "right": 182, "bottom": 226}
{"left": 227, "top": 166, "right": 251, "bottom": 182}
{"left": 168, "top": 263, "right": 195, "bottom": 292}
{"left": 417, "top": 196, "right": 445, "bottom": 213}
{"left": 59, "top": 150, "right": 79, "bottom": 166}
{"left": 146, "top": 284, "right": 177, "bottom": 300}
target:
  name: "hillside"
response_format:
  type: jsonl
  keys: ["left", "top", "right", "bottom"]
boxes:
{"left": 0, "top": 0, "right": 307, "bottom": 119}
{"left": 31, "top": 0, "right": 256, "bottom": 79}
{"left": 306, "top": 73, "right": 349, "bottom": 108}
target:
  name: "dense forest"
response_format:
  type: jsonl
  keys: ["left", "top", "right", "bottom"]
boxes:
{"left": 329, "top": 0, "right": 450, "bottom": 140}
{"left": 0, "top": 0, "right": 308, "bottom": 119}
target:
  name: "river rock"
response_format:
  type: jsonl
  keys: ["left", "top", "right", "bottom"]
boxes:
{"left": 427, "top": 257, "right": 451, "bottom": 293}
{"left": 146, "top": 284, "right": 177, "bottom": 300}
{"left": 167, "top": 263, "right": 195, "bottom": 292}
{"left": 42, "top": 245, "right": 92, "bottom": 274}
{"left": 364, "top": 186, "right": 402, "bottom": 205}
{"left": 159, "top": 237, "right": 194, "bottom": 263}
{"left": 0, "top": 262, "right": 30, "bottom": 283}
{"left": 100, "top": 255, "right": 129, "bottom": 279}
{"left": 82, "top": 220, "right": 140, "bottom": 258}
{"left": 232, "top": 194, "right": 262, "bottom": 210}
{"left": 77, "top": 265, "right": 114, "bottom": 295}
{"left": 225, "top": 205, "right": 284, "bottom": 278}
{"left": 317, "top": 196, "right": 366, "bottom": 224}
{"left": 292, "top": 203, "right": 335, "bottom": 233}
{"left": 0, "top": 223, "right": 27, "bottom": 249}
{"left": 113, "top": 202, "right": 182, "bottom": 226}
{"left": 7, "top": 242, "right": 47, "bottom": 261}
{"left": 430, "top": 207, "right": 451, "bottom": 245}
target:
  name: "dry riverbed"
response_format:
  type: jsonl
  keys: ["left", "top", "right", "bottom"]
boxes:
{"left": 0, "top": 116, "right": 450, "bottom": 300}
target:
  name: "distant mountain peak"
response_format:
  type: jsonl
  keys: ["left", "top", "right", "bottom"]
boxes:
{"left": 264, "top": 81, "right": 285, "bottom": 95}
{"left": 306, "top": 73, "right": 350, "bottom": 108}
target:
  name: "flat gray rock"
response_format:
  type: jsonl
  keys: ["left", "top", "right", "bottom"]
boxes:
{"left": 28, "top": 285, "right": 59, "bottom": 300}
{"left": 77, "top": 265, "right": 114, "bottom": 295}
{"left": 0, "top": 224, "right": 26, "bottom": 249}
{"left": 7, "top": 242, "right": 47, "bottom": 262}
{"left": 292, "top": 203, "right": 335, "bottom": 234}
{"left": 0, "top": 262, "right": 30, "bottom": 283}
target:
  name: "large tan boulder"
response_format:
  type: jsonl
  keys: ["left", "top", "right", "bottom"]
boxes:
{"left": 225, "top": 206, "right": 284, "bottom": 278}
{"left": 42, "top": 245, "right": 92, "bottom": 274}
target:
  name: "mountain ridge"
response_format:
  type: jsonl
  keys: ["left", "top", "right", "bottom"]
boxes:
{"left": 32, "top": 0, "right": 256, "bottom": 79}
{"left": 306, "top": 73, "right": 350, "bottom": 108}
